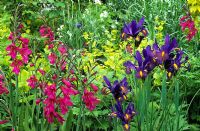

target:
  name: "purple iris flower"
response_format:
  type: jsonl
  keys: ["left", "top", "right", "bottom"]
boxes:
{"left": 111, "top": 102, "right": 136, "bottom": 131}
{"left": 124, "top": 50, "right": 150, "bottom": 79}
{"left": 75, "top": 23, "right": 82, "bottom": 28}
{"left": 164, "top": 50, "right": 188, "bottom": 78}
{"left": 154, "top": 35, "right": 178, "bottom": 64}
{"left": 121, "top": 17, "right": 148, "bottom": 46}
{"left": 103, "top": 76, "right": 129, "bottom": 101}
{"left": 124, "top": 34, "right": 188, "bottom": 79}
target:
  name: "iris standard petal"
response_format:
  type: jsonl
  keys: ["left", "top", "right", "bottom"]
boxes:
{"left": 168, "top": 38, "right": 178, "bottom": 52}
{"left": 153, "top": 43, "right": 160, "bottom": 51}
{"left": 164, "top": 34, "right": 170, "bottom": 46}
{"left": 137, "top": 17, "right": 144, "bottom": 28}
{"left": 103, "top": 76, "right": 112, "bottom": 87}
{"left": 123, "top": 61, "right": 136, "bottom": 70}
{"left": 135, "top": 51, "right": 143, "bottom": 67}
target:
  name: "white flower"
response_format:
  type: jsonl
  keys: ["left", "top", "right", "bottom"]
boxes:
{"left": 100, "top": 11, "right": 108, "bottom": 19}
{"left": 94, "top": 0, "right": 101, "bottom": 4}
{"left": 57, "top": 25, "right": 64, "bottom": 31}
{"left": 111, "top": 24, "right": 116, "bottom": 29}
{"left": 67, "top": 31, "right": 72, "bottom": 39}
{"left": 108, "top": 2, "right": 113, "bottom": 6}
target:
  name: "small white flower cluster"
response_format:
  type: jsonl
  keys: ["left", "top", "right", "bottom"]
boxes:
{"left": 100, "top": 11, "right": 108, "bottom": 19}
{"left": 57, "top": 25, "right": 64, "bottom": 38}
{"left": 94, "top": 0, "right": 102, "bottom": 4}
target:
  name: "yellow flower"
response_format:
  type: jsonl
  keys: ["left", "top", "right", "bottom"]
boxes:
{"left": 83, "top": 32, "right": 89, "bottom": 40}
{"left": 190, "top": 5, "right": 200, "bottom": 13}
{"left": 187, "top": 0, "right": 199, "bottom": 5}
{"left": 27, "top": 20, "right": 31, "bottom": 25}
{"left": 156, "top": 33, "right": 163, "bottom": 41}
{"left": 26, "top": 29, "right": 30, "bottom": 34}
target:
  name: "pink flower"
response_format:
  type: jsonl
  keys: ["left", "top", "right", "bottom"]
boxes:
{"left": 0, "top": 81, "right": 9, "bottom": 95}
{"left": 19, "top": 47, "right": 32, "bottom": 63}
{"left": 19, "top": 37, "right": 29, "bottom": 47}
{"left": 48, "top": 53, "right": 57, "bottom": 64}
{"left": 38, "top": 69, "right": 46, "bottom": 76}
{"left": 43, "top": 84, "right": 57, "bottom": 123}
{"left": 10, "top": 59, "right": 24, "bottom": 75}
{"left": 27, "top": 75, "right": 38, "bottom": 88}
{"left": 18, "top": 24, "right": 24, "bottom": 29}
{"left": 69, "top": 77, "right": 77, "bottom": 82}
{"left": 6, "top": 43, "right": 18, "bottom": 59}
{"left": 0, "top": 120, "right": 9, "bottom": 124}
{"left": 44, "top": 84, "right": 57, "bottom": 99}
{"left": 83, "top": 78, "right": 87, "bottom": 83}
{"left": 180, "top": 15, "right": 198, "bottom": 41}
{"left": 54, "top": 112, "right": 64, "bottom": 124}
{"left": 44, "top": 104, "right": 56, "bottom": 123}
{"left": 0, "top": 75, "right": 4, "bottom": 80}
{"left": 52, "top": 74, "right": 57, "bottom": 80}
{"left": 30, "top": 63, "right": 34, "bottom": 67}
{"left": 60, "top": 61, "right": 66, "bottom": 71}
{"left": 36, "top": 99, "right": 41, "bottom": 105}
{"left": 57, "top": 96, "right": 73, "bottom": 114}
{"left": 39, "top": 26, "right": 54, "bottom": 42}
{"left": 61, "top": 86, "right": 78, "bottom": 96}
{"left": 70, "top": 69, "right": 74, "bottom": 74}
{"left": 62, "top": 79, "right": 72, "bottom": 87}
{"left": 82, "top": 89, "right": 100, "bottom": 111}
{"left": 43, "top": 83, "right": 65, "bottom": 124}
{"left": 58, "top": 45, "right": 67, "bottom": 55}
{"left": 39, "top": 82, "right": 47, "bottom": 90}
{"left": 48, "top": 44, "right": 54, "bottom": 49}
{"left": 8, "top": 32, "right": 14, "bottom": 40}
{"left": 90, "top": 83, "right": 98, "bottom": 92}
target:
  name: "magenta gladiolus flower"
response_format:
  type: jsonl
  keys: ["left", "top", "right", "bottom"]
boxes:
{"left": 62, "top": 79, "right": 72, "bottom": 87}
{"left": 36, "top": 99, "right": 41, "bottom": 105}
{"left": 43, "top": 83, "right": 57, "bottom": 123}
{"left": 57, "top": 96, "right": 73, "bottom": 114}
{"left": 0, "top": 120, "right": 9, "bottom": 124}
{"left": 48, "top": 53, "right": 57, "bottom": 64}
{"left": 61, "top": 85, "right": 78, "bottom": 96}
{"left": 19, "top": 37, "right": 29, "bottom": 47}
{"left": 82, "top": 89, "right": 100, "bottom": 111}
{"left": 8, "top": 32, "right": 14, "bottom": 40}
{"left": 90, "top": 83, "right": 98, "bottom": 92}
{"left": 60, "top": 61, "right": 67, "bottom": 71}
{"left": 0, "top": 75, "right": 9, "bottom": 95}
{"left": 48, "top": 44, "right": 54, "bottom": 49}
{"left": 6, "top": 25, "right": 32, "bottom": 75}
{"left": 38, "top": 69, "right": 46, "bottom": 76}
{"left": 58, "top": 45, "right": 67, "bottom": 55}
{"left": 19, "top": 47, "right": 32, "bottom": 63}
{"left": 180, "top": 15, "right": 198, "bottom": 41}
{"left": 0, "top": 82, "right": 9, "bottom": 95}
{"left": 6, "top": 43, "right": 18, "bottom": 59}
{"left": 43, "top": 83, "right": 65, "bottom": 124}
{"left": 39, "top": 25, "right": 55, "bottom": 42}
{"left": 10, "top": 59, "right": 24, "bottom": 75}
{"left": 52, "top": 74, "right": 57, "bottom": 80}
{"left": 27, "top": 75, "right": 38, "bottom": 88}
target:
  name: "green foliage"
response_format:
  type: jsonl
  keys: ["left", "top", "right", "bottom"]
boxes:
{"left": 0, "top": 0, "right": 199, "bottom": 131}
